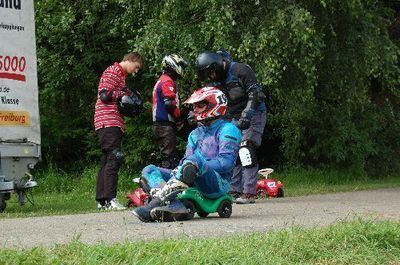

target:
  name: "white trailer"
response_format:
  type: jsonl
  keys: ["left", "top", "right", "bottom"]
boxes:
{"left": 0, "top": 0, "right": 41, "bottom": 212}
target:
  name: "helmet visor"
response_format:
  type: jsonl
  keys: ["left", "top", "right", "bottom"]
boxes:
{"left": 197, "top": 66, "right": 211, "bottom": 81}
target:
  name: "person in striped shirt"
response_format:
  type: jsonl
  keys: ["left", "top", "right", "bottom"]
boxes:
{"left": 94, "top": 52, "right": 144, "bottom": 210}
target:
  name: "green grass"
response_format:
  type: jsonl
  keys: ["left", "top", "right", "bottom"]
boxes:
{"left": 278, "top": 168, "right": 400, "bottom": 197}
{"left": 0, "top": 220, "right": 399, "bottom": 264}
{"left": 0, "top": 165, "right": 139, "bottom": 218}
{"left": 1, "top": 166, "right": 400, "bottom": 218}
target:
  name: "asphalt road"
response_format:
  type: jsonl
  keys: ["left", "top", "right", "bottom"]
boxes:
{"left": 1, "top": 188, "right": 399, "bottom": 249}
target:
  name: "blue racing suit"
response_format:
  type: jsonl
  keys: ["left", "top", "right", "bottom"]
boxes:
{"left": 142, "top": 119, "right": 242, "bottom": 199}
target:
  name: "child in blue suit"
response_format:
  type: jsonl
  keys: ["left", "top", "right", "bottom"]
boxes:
{"left": 132, "top": 86, "right": 242, "bottom": 222}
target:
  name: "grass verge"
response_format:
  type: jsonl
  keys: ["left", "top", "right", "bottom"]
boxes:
{"left": 0, "top": 220, "right": 399, "bottom": 264}
{"left": 1, "top": 166, "right": 400, "bottom": 218}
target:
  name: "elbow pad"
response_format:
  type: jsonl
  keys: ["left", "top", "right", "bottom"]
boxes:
{"left": 164, "top": 98, "right": 176, "bottom": 113}
{"left": 99, "top": 89, "right": 113, "bottom": 103}
{"left": 239, "top": 140, "right": 257, "bottom": 167}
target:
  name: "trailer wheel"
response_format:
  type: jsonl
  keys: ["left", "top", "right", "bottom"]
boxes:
{"left": 0, "top": 198, "right": 6, "bottom": 213}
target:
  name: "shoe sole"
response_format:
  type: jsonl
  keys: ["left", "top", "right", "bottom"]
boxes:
{"left": 153, "top": 207, "right": 189, "bottom": 214}
{"left": 151, "top": 209, "right": 174, "bottom": 222}
{"left": 131, "top": 210, "right": 151, "bottom": 223}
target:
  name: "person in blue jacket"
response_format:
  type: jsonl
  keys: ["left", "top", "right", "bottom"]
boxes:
{"left": 132, "top": 86, "right": 242, "bottom": 222}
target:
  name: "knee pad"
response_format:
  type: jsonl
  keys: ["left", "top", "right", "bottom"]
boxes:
{"left": 138, "top": 177, "right": 151, "bottom": 194}
{"left": 180, "top": 162, "right": 198, "bottom": 186}
{"left": 111, "top": 148, "right": 124, "bottom": 166}
{"left": 239, "top": 140, "right": 257, "bottom": 168}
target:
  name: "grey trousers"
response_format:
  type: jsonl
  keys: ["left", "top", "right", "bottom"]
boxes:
{"left": 230, "top": 110, "right": 267, "bottom": 195}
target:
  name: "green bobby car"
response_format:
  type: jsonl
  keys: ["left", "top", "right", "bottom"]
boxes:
{"left": 173, "top": 187, "right": 233, "bottom": 221}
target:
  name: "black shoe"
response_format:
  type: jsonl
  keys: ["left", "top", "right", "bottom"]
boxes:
{"left": 151, "top": 199, "right": 188, "bottom": 222}
{"left": 236, "top": 193, "right": 256, "bottom": 204}
{"left": 131, "top": 197, "right": 161, "bottom": 222}
{"left": 229, "top": 191, "right": 242, "bottom": 202}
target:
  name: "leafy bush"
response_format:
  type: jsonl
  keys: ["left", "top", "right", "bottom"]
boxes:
{"left": 35, "top": 0, "right": 400, "bottom": 175}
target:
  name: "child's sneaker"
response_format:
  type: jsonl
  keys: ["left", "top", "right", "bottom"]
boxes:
{"left": 105, "top": 198, "right": 126, "bottom": 211}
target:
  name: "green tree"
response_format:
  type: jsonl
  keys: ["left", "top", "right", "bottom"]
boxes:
{"left": 35, "top": 0, "right": 400, "bottom": 175}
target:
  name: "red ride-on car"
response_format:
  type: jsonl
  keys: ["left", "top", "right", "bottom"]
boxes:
{"left": 126, "top": 178, "right": 151, "bottom": 208}
{"left": 256, "top": 168, "right": 284, "bottom": 199}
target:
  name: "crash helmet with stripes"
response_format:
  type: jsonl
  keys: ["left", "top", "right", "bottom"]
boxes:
{"left": 162, "top": 54, "right": 188, "bottom": 78}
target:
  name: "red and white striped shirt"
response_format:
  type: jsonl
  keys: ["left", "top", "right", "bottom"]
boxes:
{"left": 94, "top": 62, "right": 127, "bottom": 132}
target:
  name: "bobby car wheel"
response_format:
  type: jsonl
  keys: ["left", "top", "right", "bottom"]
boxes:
{"left": 174, "top": 199, "right": 195, "bottom": 221}
{"left": 217, "top": 200, "right": 232, "bottom": 218}
{"left": 277, "top": 188, "right": 284, "bottom": 198}
{"left": 257, "top": 189, "right": 268, "bottom": 199}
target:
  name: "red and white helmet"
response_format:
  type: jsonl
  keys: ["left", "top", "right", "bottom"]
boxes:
{"left": 184, "top": 86, "right": 228, "bottom": 122}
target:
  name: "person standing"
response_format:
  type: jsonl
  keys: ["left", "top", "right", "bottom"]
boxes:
{"left": 196, "top": 51, "right": 267, "bottom": 204}
{"left": 152, "top": 54, "right": 188, "bottom": 169}
{"left": 94, "top": 52, "right": 144, "bottom": 210}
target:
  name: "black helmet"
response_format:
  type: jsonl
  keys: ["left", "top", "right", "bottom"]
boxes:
{"left": 216, "top": 48, "right": 233, "bottom": 63}
{"left": 196, "top": 51, "right": 225, "bottom": 82}
{"left": 162, "top": 54, "right": 188, "bottom": 78}
{"left": 118, "top": 90, "right": 143, "bottom": 117}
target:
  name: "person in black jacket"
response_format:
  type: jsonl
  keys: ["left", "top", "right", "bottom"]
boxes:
{"left": 196, "top": 51, "right": 267, "bottom": 204}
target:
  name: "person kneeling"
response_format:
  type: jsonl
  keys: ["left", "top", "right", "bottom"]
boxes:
{"left": 132, "top": 86, "right": 242, "bottom": 222}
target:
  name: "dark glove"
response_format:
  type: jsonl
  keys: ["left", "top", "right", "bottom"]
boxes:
{"left": 236, "top": 109, "right": 256, "bottom": 130}
{"left": 187, "top": 111, "right": 196, "bottom": 126}
{"left": 99, "top": 89, "right": 113, "bottom": 103}
{"left": 236, "top": 109, "right": 255, "bottom": 130}
{"left": 207, "top": 81, "right": 222, "bottom": 88}
{"left": 122, "top": 86, "right": 133, "bottom": 96}
{"left": 176, "top": 118, "right": 184, "bottom": 131}
{"left": 236, "top": 117, "right": 251, "bottom": 130}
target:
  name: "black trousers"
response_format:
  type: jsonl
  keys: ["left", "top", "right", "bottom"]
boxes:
{"left": 96, "top": 126, "right": 123, "bottom": 203}
{"left": 153, "top": 123, "right": 178, "bottom": 169}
